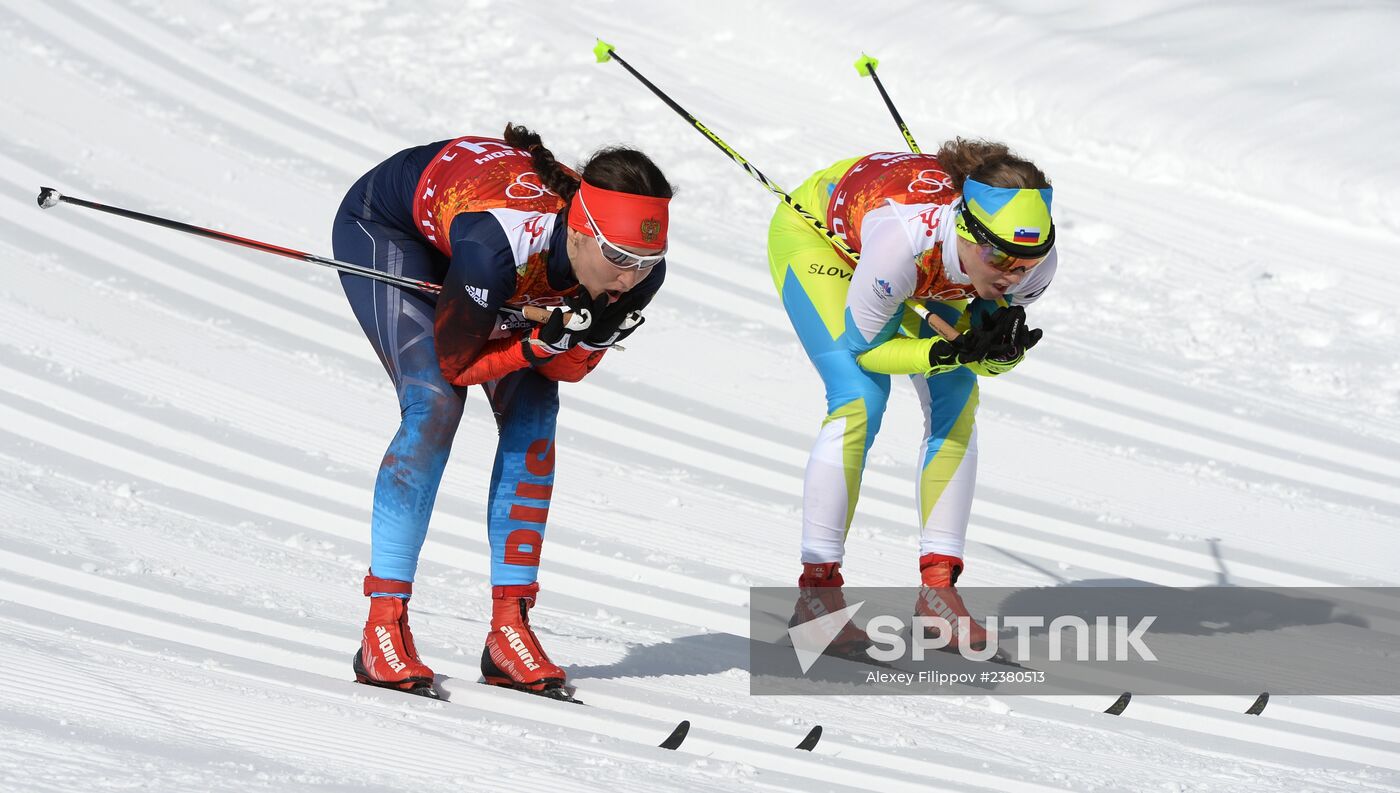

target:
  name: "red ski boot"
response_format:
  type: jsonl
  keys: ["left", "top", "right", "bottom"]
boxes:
{"left": 789, "top": 562, "right": 870, "bottom": 659}
{"left": 352, "top": 574, "right": 438, "bottom": 698}
{"left": 481, "top": 583, "right": 570, "bottom": 698}
{"left": 915, "top": 553, "right": 991, "bottom": 652}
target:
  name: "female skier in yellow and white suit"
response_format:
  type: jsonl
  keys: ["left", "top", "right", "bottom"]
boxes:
{"left": 770, "top": 138, "right": 1056, "bottom": 650}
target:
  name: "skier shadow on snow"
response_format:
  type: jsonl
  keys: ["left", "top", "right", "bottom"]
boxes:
{"left": 988, "top": 538, "right": 1372, "bottom": 638}
{"left": 564, "top": 632, "right": 753, "bottom": 680}
{"left": 984, "top": 579, "right": 1395, "bottom": 696}
{"left": 990, "top": 580, "right": 1370, "bottom": 638}
{"left": 561, "top": 630, "right": 1002, "bottom": 693}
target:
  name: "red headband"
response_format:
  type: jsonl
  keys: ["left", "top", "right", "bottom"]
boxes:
{"left": 566, "top": 180, "right": 670, "bottom": 249}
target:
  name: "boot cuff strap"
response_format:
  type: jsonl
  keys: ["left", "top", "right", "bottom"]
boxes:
{"left": 493, "top": 582, "right": 540, "bottom": 603}
{"left": 364, "top": 573, "right": 414, "bottom": 597}
{"left": 798, "top": 562, "right": 845, "bottom": 588}
{"left": 918, "top": 553, "right": 965, "bottom": 584}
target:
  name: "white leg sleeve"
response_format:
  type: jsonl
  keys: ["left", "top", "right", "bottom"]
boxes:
{"left": 912, "top": 375, "right": 979, "bottom": 559}
{"left": 801, "top": 415, "right": 854, "bottom": 564}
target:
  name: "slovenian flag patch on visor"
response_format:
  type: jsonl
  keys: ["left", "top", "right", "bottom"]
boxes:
{"left": 1012, "top": 227, "right": 1041, "bottom": 243}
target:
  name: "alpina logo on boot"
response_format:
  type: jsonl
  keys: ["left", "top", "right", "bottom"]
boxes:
{"left": 375, "top": 625, "right": 407, "bottom": 673}
{"left": 500, "top": 625, "right": 541, "bottom": 671}
{"left": 923, "top": 590, "right": 958, "bottom": 624}
{"left": 800, "top": 590, "right": 833, "bottom": 618}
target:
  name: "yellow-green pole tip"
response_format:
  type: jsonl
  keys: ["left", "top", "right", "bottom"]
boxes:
{"left": 593, "top": 39, "right": 616, "bottom": 63}
{"left": 854, "top": 53, "right": 879, "bottom": 77}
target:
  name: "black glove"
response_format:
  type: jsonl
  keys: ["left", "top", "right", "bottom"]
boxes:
{"left": 929, "top": 305, "right": 1042, "bottom": 368}
{"left": 976, "top": 304, "right": 1043, "bottom": 362}
{"left": 582, "top": 288, "right": 651, "bottom": 350}
{"left": 989, "top": 308, "right": 1042, "bottom": 362}
{"left": 521, "top": 290, "right": 609, "bottom": 363}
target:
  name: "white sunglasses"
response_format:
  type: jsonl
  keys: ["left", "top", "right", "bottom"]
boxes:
{"left": 577, "top": 191, "right": 667, "bottom": 271}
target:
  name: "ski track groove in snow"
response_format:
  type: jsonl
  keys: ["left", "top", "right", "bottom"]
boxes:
{"left": 4, "top": 561, "right": 1393, "bottom": 790}
{"left": 0, "top": 611, "right": 783, "bottom": 793}
{"left": 0, "top": 597, "right": 1023, "bottom": 793}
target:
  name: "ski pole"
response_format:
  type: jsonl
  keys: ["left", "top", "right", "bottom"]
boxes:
{"left": 38, "top": 186, "right": 443, "bottom": 295}
{"left": 852, "top": 55, "right": 960, "bottom": 338}
{"left": 35, "top": 186, "right": 568, "bottom": 326}
{"left": 854, "top": 53, "right": 922, "bottom": 154}
{"left": 854, "top": 54, "right": 954, "bottom": 336}
{"left": 591, "top": 42, "right": 959, "bottom": 340}
{"left": 592, "top": 39, "right": 860, "bottom": 265}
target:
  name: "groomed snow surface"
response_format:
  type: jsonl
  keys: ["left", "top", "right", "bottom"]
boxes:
{"left": 3, "top": 1, "right": 1399, "bottom": 790}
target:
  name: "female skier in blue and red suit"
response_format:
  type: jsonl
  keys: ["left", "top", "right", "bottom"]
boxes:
{"left": 331, "top": 124, "right": 673, "bottom": 698}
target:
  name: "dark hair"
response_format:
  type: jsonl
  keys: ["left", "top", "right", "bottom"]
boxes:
{"left": 503, "top": 123, "right": 674, "bottom": 207}
{"left": 936, "top": 137, "right": 1050, "bottom": 192}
